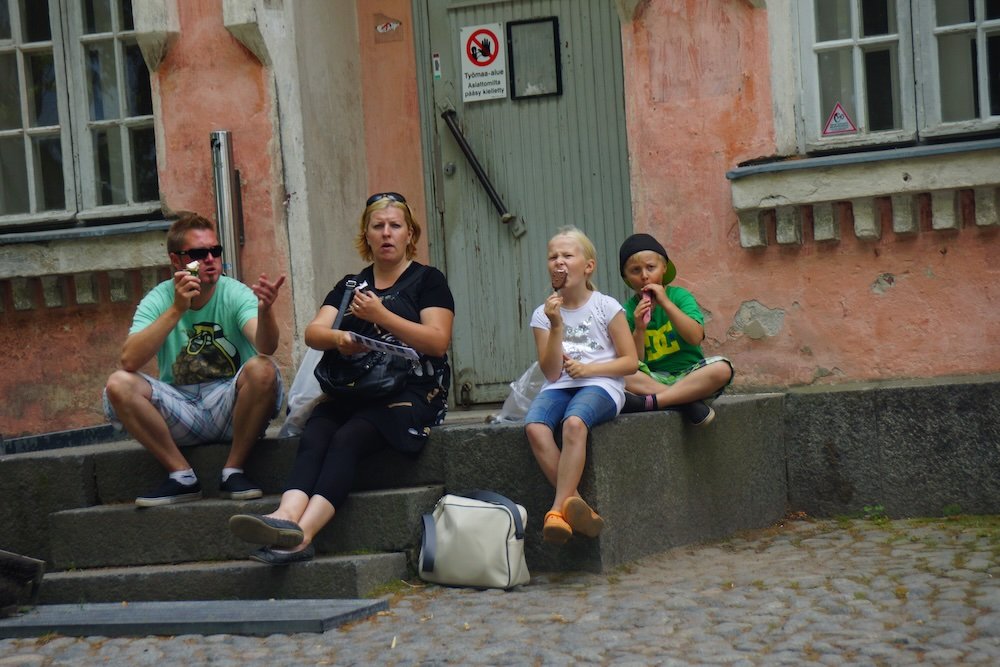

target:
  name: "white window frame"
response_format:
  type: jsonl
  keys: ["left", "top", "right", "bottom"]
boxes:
{"left": 913, "top": 1, "right": 1000, "bottom": 138}
{"left": 0, "top": 0, "right": 158, "bottom": 231}
{"left": 797, "top": 0, "right": 917, "bottom": 152}
{"left": 796, "top": 0, "right": 1000, "bottom": 154}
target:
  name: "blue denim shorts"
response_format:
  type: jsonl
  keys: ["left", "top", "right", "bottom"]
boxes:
{"left": 524, "top": 385, "right": 618, "bottom": 433}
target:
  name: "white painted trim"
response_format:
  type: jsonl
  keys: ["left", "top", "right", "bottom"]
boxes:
{"left": 223, "top": 0, "right": 270, "bottom": 66}
{"left": 0, "top": 230, "right": 167, "bottom": 279}
{"left": 729, "top": 148, "right": 1000, "bottom": 211}
{"left": 132, "top": 0, "right": 180, "bottom": 72}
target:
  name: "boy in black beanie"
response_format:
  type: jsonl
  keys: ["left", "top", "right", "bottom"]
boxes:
{"left": 618, "top": 233, "right": 733, "bottom": 425}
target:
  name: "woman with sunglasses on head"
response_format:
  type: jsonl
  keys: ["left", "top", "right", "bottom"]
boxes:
{"left": 229, "top": 193, "right": 455, "bottom": 564}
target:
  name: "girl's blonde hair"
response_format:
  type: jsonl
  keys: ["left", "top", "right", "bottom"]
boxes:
{"left": 551, "top": 225, "right": 597, "bottom": 291}
{"left": 355, "top": 198, "right": 421, "bottom": 261}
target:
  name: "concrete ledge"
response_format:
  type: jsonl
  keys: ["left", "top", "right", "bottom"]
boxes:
{"left": 433, "top": 393, "right": 787, "bottom": 573}
{"left": 6, "top": 375, "right": 999, "bottom": 598}
{"left": 786, "top": 374, "right": 1000, "bottom": 518}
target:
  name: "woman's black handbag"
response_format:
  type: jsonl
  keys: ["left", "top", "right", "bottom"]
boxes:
{"left": 315, "top": 346, "right": 413, "bottom": 399}
{"left": 313, "top": 269, "right": 422, "bottom": 400}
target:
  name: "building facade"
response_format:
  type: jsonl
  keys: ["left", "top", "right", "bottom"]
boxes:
{"left": 2, "top": 0, "right": 997, "bottom": 437}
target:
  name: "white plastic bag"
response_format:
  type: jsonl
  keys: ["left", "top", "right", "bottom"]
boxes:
{"left": 489, "top": 362, "right": 545, "bottom": 423}
{"left": 278, "top": 347, "right": 326, "bottom": 437}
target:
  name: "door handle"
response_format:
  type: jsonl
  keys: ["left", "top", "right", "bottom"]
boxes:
{"left": 443, "top": 162, "right": 456, "bottom": 176}
{"left": 441, "top": 109, "right": 516, "bottom": 225}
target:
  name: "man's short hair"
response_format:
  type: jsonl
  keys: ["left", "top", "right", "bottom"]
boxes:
{"left": 167, "top": 212, "right": 216, "bottom": 253}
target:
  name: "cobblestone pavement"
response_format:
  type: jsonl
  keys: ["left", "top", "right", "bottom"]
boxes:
{"left": 3, "top": 516, "right": 999, "bottom": 666}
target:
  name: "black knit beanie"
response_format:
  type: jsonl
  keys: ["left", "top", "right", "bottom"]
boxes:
{"left": 618, "top": 233, "right": 677, "bottom": 285}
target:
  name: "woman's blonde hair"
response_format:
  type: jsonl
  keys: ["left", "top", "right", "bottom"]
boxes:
{"left": 355, "top": 197, "right": 421, "bottom": 262}
{"left": 551, "top": 225, "right": 597, "bottom": 291}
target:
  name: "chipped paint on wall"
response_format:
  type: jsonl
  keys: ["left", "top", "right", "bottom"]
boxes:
{"left": 871, "top": 273, "right": 895, "bottom": 294}
{"left": 730, "top": 301, "right": 785, "bottom": 340}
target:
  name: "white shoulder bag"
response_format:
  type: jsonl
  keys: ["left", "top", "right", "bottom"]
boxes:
{"left": 418, "top": 491, "right": 530, "bottom": 590}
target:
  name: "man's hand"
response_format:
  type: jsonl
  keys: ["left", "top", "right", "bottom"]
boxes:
{"left": 251, "top": 274, "right": 286, "bottom": 313}
{"left": 173, "top": 270, "right": 202, "bottom": 311}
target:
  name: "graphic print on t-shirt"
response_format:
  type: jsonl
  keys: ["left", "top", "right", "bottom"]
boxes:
{"left": 563, "top": 315, "right": 604, "bottom": 359}
{"left": 171, "top": 322, "right": 242, "bottom": 385}
{"left": 645, "top": 321, "right": 682, "bottom": 361}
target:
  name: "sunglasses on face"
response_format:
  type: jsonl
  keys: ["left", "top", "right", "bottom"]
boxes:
{"left": 366, "top": 192, "right": 407, "bottom": 207}
{"left": 176, "top": 245, "right": 223, "bottom": 261}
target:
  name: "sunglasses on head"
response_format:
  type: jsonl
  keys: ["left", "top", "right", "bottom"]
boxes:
{"left": 176, "top": 245, "right": 223, "bottom": 260}
{"left": 366, "top": 192, "right": 407, "bottom": 207}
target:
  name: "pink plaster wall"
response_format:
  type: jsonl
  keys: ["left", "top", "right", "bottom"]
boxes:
{"left": 622, "top": 0, "right": 1000, "bottom": 388}
{"left": 357, "top": 0, "right": 430, "bottom": 260}
{"left": 155, "top": 3, "right": 293, "bottom": 372}
{"left": 1, "top": 1, "right": 293, "bottom": 438}
{"left": 0, "top": 274, "right": 155, "bottom": 437}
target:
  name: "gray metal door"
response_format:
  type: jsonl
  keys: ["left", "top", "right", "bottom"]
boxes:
{"left": 417, "top": 0, "right": 633, "bottom": 405}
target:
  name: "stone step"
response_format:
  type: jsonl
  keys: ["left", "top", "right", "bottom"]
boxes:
{"left": 49, "top": 486, "right": 444, "bottom": 570}
{"left": 87, "top": 438, "right": 446, "bottom": 505}
{"left": 38, "top": 552, "right": 408, "bottom": 605}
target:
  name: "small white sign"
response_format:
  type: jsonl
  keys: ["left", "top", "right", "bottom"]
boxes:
{"left": 460, "top": 23, "right": 507, "bottom": 102}
{"left": 823, "top": 102, "right": 858, "bottom": 136}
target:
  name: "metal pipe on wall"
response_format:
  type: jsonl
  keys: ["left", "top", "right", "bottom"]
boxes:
{"left": 210, "top": 131, "right": 244, "bottom": 280}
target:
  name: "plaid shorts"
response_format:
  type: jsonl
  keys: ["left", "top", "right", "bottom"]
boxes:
{"left": 103, "top": 360, "right": 284, "bottom": 447}
{"left": 639, "top": 355, "right": 734, "bottom": 398}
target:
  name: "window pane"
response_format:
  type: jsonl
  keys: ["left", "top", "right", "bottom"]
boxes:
{"left": 816, "top": 0, "right": 852, "bottom": 42}
{"left": 936, "top": 0, "right": 972, "bottom": 26}
{"left": 26, "top": 51, "right": 58, "bottom": 127}
{"left": 0, "top": 136, "right": 29, "bottom": 214}
{"left": 93, "top": 127, "right": 125, "bottom": 205}
{"left": 32, "top": 134, "right": 65, "bottom": 211}
{"left": 864, "top": 46, "right": 899, "bottom": 130}
{"left": 83, "top": 0, "right": 114, "bottom": 34}
{"left": 0, "top": 53, "right": 21, "bottom": 129}
{"left": 938, "top": 32, "right": 978, "bottom": 121}
{"left": 989, "top": 34, "right": 1000, "bottom": 116}
{"left": 861, "top": 0, "right": 894, "bottom": 37}
{"left": 124, "top": 41, "right": 151, "bottom": 116}
{"left": 818, "top": 48, "right": 857, "bottom": 127}
{"left": 130, "top": 125, "right": 158, "bottom": 201}
{"left": 20, "top": 0, "right": 51, "bottom": 42}
{"left": 988, "top": 0, "right": 1000, "bottom": 20}
{"left": 0, "top": 0, "right": 11, "bottom": 40}
{"left": 123, "top": 0, "right": 133, "bottom": 30}
{"left": 86, "top": 40, "right": 120, "bottom": 120}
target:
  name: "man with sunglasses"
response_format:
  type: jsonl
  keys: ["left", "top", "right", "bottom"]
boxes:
{"left": 104, "top": 212, "right": 286, "bottom": 507}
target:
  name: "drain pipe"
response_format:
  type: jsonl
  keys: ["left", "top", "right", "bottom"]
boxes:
{"left": 210, "top": 130, "right": 244, "bottom": 280}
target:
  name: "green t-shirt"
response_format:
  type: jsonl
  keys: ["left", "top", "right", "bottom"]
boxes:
{"left": 624, "top": 285, "right": 705, "bottom": 375}
{"left": 130, "top": 276, "right": 259, "bottom": 385}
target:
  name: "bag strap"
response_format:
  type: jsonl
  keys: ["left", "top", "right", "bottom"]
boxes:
{"left": 420, "top": 513, "right": 437, "bottom": 573}
{"left": 331, "top": 277, "right": 358, "bottom": 330}
{"left": 465, "top": 490, "right": 525, "bottom": 539}
{"left": 331, "top": 264, "right": 427, "bottom": 331}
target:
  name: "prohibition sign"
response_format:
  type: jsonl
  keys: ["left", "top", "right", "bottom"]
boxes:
{"left": 466, "top": 28, "right": 499, "bottom": 67}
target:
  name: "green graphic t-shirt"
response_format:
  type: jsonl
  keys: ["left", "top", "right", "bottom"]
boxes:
{"left": 623, "top": 285, "right": 705, "bottom": 375}
{"left": 130, "top": 276, "right": 259, "bottom": 385}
